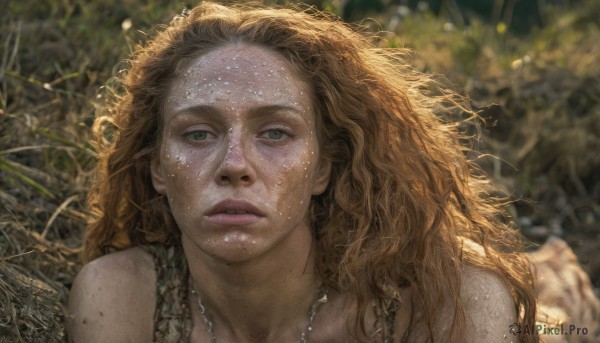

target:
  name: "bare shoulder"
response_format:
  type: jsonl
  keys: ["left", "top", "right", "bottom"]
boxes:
{"left": 403, "top": 239, "right": 518, "bottom": 342}
{"left": 67, "top": 246, "right": 156, "bottom": 343}
{"left": 459, "top": 264, "right": 516, "bottom": 342}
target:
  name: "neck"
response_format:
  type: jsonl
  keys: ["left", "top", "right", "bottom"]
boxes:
{"left": 182, "top": 226, "right": 321, "bottom": 342}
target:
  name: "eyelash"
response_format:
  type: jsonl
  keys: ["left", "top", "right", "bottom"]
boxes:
{"left": 183, "top": 130, "right": 213, "bottom": 142}
{"left": 181, "top": 127, "right": 295, "bottom": 143}
{"left": 261, "top": 128, "right": 294, "bottom": 140}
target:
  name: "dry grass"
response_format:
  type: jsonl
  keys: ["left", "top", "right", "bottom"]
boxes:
{"left": 0, "top": 219, "right": 78, "bottom": 342}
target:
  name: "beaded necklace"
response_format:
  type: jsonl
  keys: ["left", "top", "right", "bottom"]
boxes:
{"left": 190, "top": 284, "right": 328, "bottom": 343}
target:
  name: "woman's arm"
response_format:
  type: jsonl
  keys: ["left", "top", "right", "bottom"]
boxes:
{"left": 67, "top": 247, "right": 156, "bottom": 343}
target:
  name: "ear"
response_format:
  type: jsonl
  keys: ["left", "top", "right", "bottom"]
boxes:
{"left": 150, "top": 154, "right": 167, "bottom": 195}
{"left": 311, "top": 157, "right": 332, "bottom": 196}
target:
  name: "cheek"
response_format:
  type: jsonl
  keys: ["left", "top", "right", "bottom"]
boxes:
{"left": 161, "top": 146, "right": 190, "bottom": 182}
{"left": 268, "top": 150, "right": 319, "bottom": 217}
{"left": 159, "top": 147, "right": 210, "bottom": 221}
{"left": 159, "top": 141, "right": 213, "bottom": 198}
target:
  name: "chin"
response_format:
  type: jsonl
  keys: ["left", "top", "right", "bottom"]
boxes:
{"left": 203, "top": 237, "right": 264, "bottom": 264}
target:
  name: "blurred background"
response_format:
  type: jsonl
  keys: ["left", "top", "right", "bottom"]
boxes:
{"left": 1, "top": 0, "right": 598, "bottom": 341}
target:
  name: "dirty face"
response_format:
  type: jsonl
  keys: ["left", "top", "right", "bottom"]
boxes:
{"left": 151, "top": 44, "right": 331, "bottom": 263}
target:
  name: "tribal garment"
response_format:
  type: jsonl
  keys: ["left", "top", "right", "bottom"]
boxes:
{"left": 142, "top": 244, "right": 192, "bottom": 343}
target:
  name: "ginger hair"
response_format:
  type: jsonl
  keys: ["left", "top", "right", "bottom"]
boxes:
{"left": 85, "top": 2, "right": 537, "bottom": 341}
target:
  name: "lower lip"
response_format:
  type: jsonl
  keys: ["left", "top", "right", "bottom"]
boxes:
{"left": 206, "top": 213, "right": 262, "bottom": 226}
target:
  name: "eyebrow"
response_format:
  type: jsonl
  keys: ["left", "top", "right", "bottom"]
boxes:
{"left": 171, "top": 104, "right": 304, "bottom": 119}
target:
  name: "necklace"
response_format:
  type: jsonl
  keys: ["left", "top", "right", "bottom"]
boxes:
{"left": 190, "top": 283, "right": 328, "bottom": 343}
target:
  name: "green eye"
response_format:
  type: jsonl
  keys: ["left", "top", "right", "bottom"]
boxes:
{"left": 267, "top": 130, "right": 285, "bottom": 140}
{"left": 187, "top": 131, "right": 209, "bottom": 141}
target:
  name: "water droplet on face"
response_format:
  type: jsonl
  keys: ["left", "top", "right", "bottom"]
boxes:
{"left": 217, "top": 76, "right": 222, "bottom": 81}
{"left": 225, "top": 66, "right": 231, "bottom": 70}
{"left": 186, "top": 206, "right": 191, "bottom": 210}
{"left": 224, "top": 236, "right": 230, "bottom": 242}
{"left": 224, "top": 81, "right": 229, "bottom": 85}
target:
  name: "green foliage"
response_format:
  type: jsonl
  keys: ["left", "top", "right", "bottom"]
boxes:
{"left": 0, "top": 157, "right": 55, "bottom": 199}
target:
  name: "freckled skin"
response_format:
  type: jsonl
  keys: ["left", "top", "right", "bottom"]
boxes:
{"left": 151, "top": 43, "right": 329, "bottom": 264}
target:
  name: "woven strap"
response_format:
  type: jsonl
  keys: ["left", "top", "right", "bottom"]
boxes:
{"left": 142, "top": 244, "right": 192, "bottom": 343}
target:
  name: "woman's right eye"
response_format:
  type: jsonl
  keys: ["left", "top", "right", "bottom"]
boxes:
{"left": 184, "top": 130, "right": 211, "bottom": 141}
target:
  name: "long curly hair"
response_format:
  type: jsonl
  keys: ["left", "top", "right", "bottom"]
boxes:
{"left": 84, "top": 2, "right": 537, "bottom": 341}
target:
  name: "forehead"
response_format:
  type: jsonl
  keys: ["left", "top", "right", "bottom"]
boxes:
{"left": 164, "top": 44, "right": 311, "bottom": 112}
{"left": 183, "top": 43, "right": 293, "bottom": 74}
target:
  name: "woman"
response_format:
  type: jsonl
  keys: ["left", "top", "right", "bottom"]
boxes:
{"left": 68, "top": 2, "right": 537, "bottom": 342}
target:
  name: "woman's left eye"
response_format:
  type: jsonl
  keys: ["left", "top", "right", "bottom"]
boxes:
{"left": 264, "top": 129, "right": 287, "bottom": 140}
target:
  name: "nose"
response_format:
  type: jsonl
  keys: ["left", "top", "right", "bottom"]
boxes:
{"left": 216, "top": 131, "right": 254, "bottom": 186}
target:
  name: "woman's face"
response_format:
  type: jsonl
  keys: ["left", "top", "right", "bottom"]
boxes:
{"left": 151, "top": 44, "right": 331, "bottom": 263}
